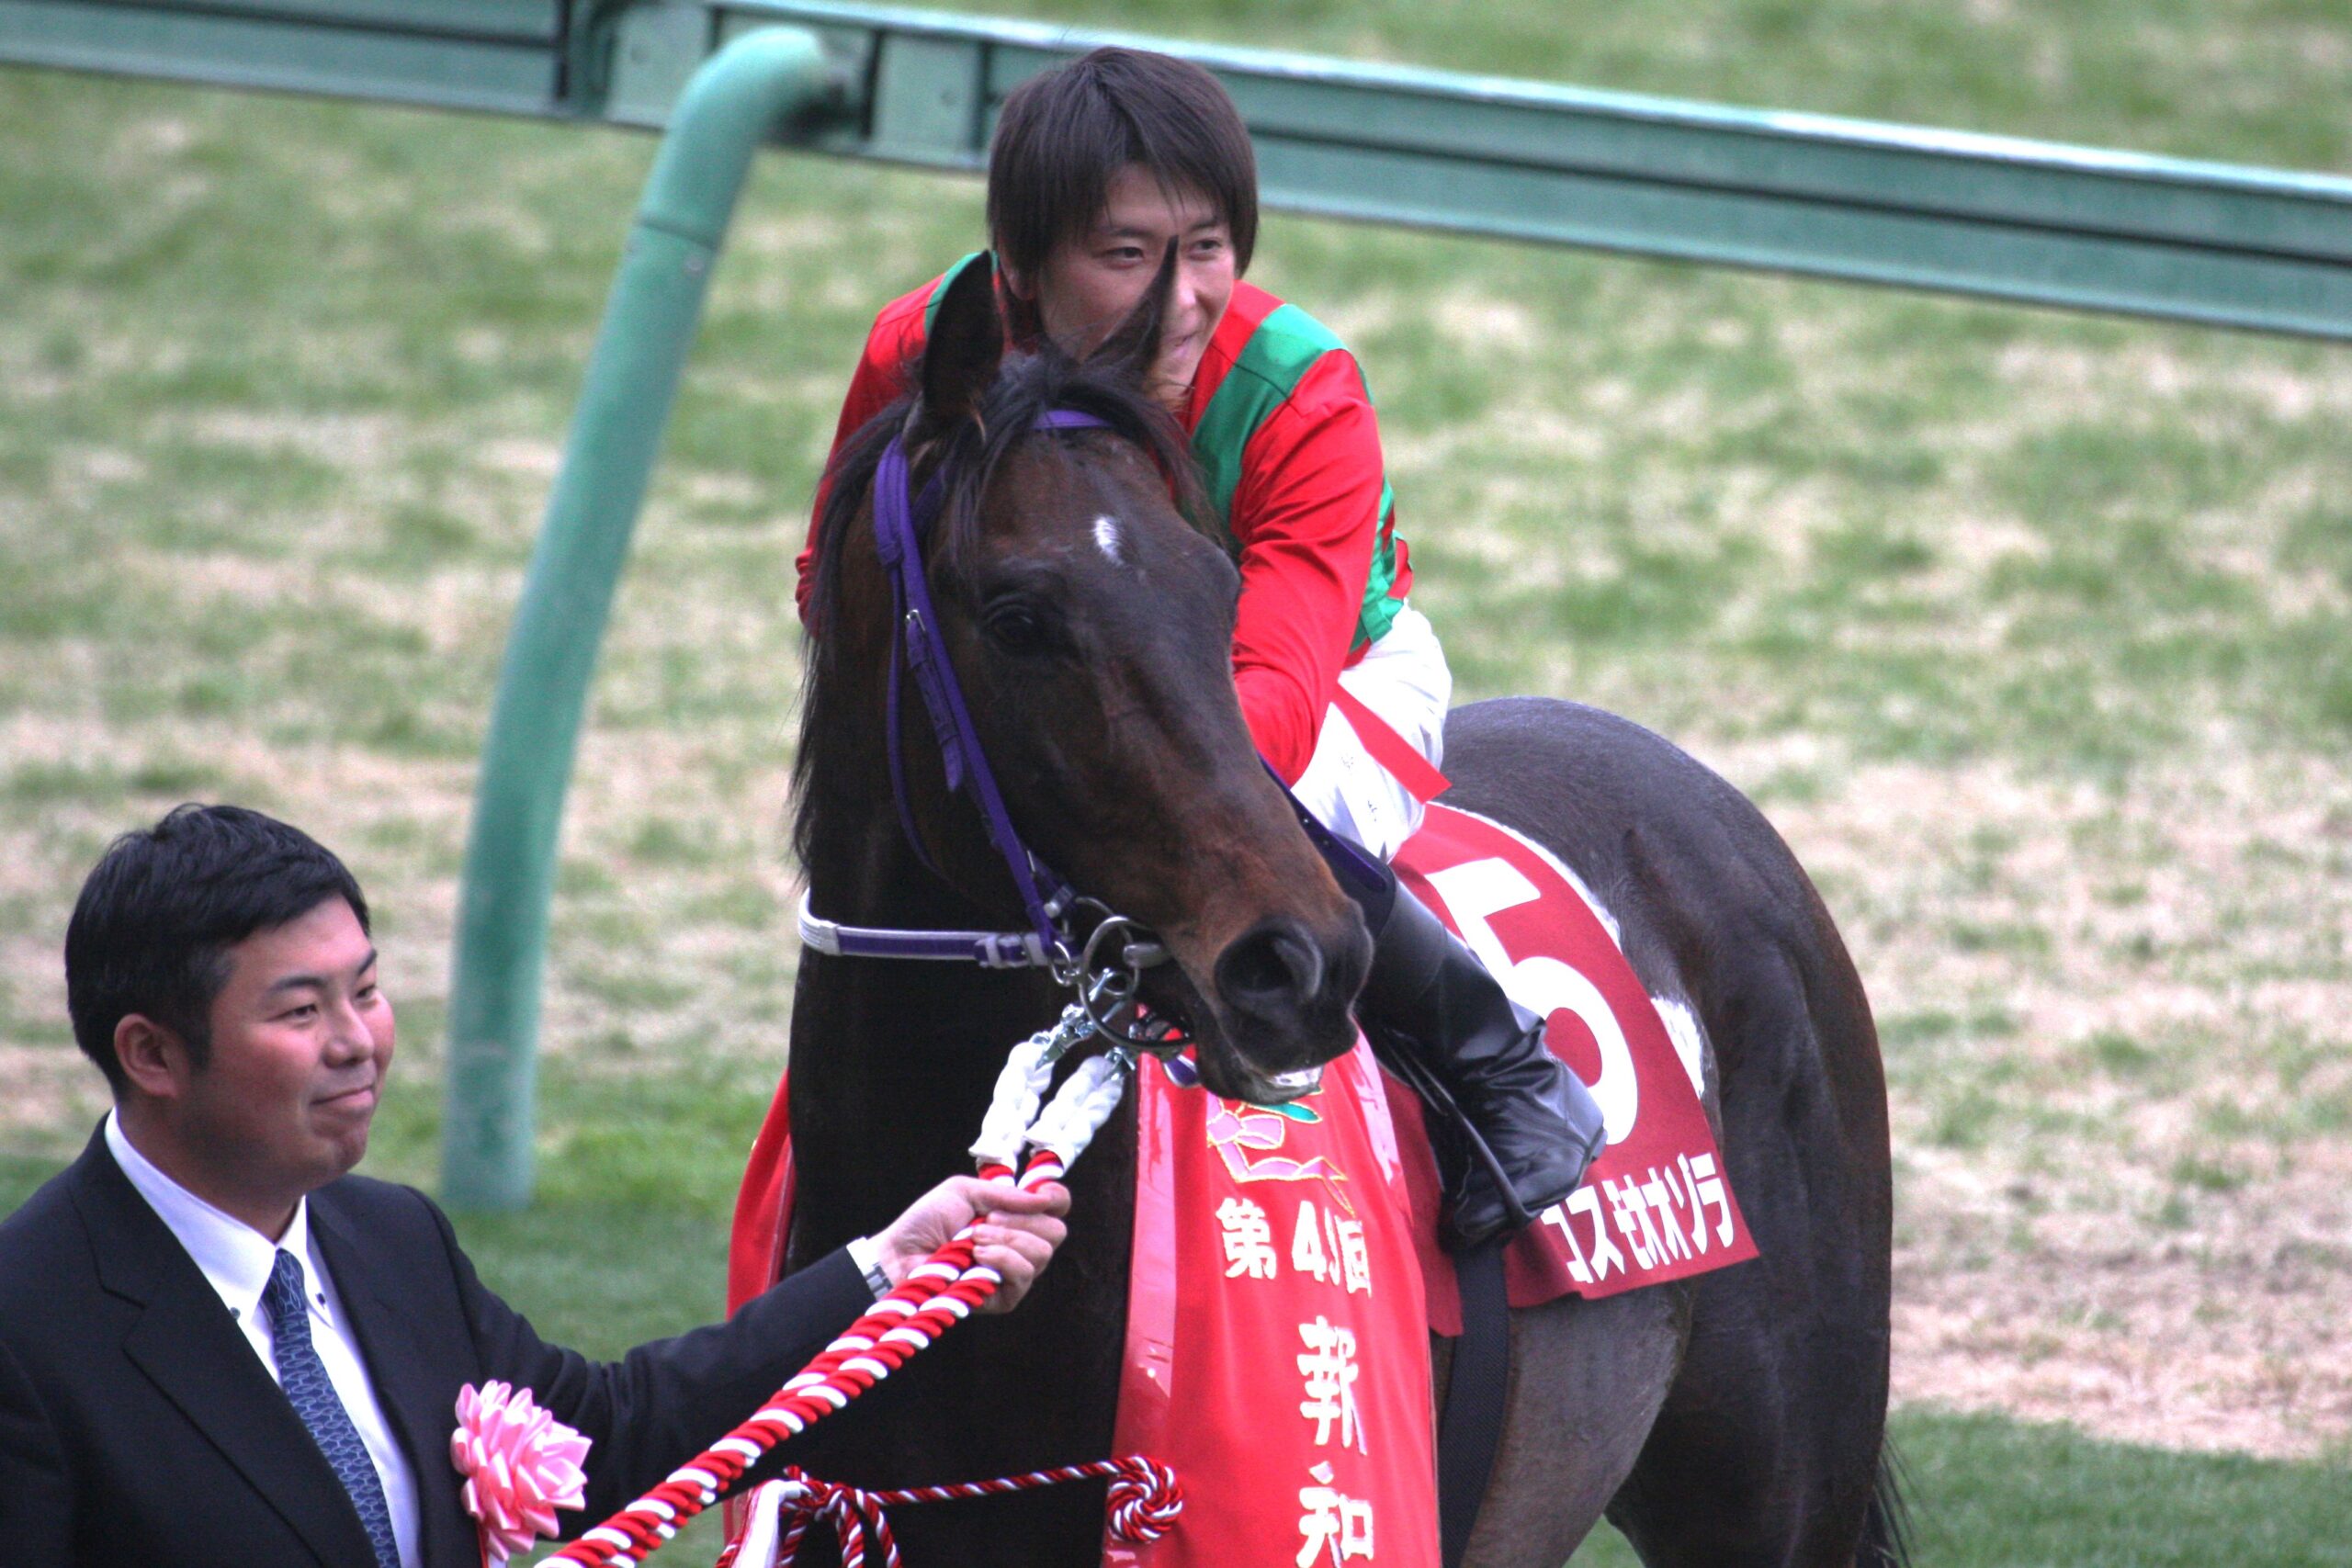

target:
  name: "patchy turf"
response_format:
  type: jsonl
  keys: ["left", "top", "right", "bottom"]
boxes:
{"left": 3, "top": 0, "right": 2349, "bottom": 1526}
{"left": 1754, "top": 750, "right": 2352, "bottom": 1458}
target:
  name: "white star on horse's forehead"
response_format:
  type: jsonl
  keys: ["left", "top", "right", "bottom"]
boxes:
{"left": 1091, "top": 513, "right": 1125, "bottom": 564}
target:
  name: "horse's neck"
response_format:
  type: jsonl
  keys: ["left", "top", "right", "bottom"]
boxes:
{"left": 784, "top": 814, "right": 1065, "bottom": 1262}
{"left": 780, "top": 813, "right": 1139, "bottom": 1555}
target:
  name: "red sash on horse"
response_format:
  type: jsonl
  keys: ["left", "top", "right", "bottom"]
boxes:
{"left": 727, "top": 1042, "right": 1442, "bottom": 1567}
{"left": 726, "top": 802, "right": 1754, "bottom": 1564}
{"left": 1113, "top": 1041, "right": 1441, "bottom": 1566}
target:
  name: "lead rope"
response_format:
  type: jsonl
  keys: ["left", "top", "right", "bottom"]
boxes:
{"left": 546, "top": 998, "right": 1177, "bottom": 1568}
{"left": 715, "top": 1457, "right": 1182, "bottom": 1568}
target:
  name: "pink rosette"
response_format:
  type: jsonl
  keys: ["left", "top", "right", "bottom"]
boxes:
{"left": 451, "top": 1380, "right": 593, "bottom": 1567}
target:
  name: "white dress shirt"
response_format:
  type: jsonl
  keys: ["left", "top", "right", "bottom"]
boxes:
{"left": 105, "top": 1111, "right": 423, "bottom": 1568}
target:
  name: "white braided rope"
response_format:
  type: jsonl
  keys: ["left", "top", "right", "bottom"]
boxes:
{"left": 1022, "top": 1052, "right": 1132, "bottom": 1165}
{"left": 967, "top": 1028, "right": 1062, "bottom": 1168}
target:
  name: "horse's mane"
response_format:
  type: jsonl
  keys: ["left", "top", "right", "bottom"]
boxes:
{"left": 794, "top": 344, "right": 1213, "bottom": 877}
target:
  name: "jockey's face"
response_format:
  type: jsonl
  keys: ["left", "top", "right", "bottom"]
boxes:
{"left": 1021, "top": 165, "right": 1236, "bottom": 412}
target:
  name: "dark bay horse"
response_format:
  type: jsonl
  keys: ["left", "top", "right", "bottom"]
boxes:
{"left": 771, "top": 255, "right": 1904, "bottom": 1567}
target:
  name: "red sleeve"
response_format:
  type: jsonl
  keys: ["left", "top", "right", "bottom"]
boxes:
{"left": 794, "top": 296, "right": 932, "bottom": 624}
{"left": 1227, "top": 352, "right": 1386, "bottom": 783}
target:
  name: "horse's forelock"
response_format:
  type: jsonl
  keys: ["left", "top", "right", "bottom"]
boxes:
{"left": 940, "top": 348, "right": 1212, "bottom": 574}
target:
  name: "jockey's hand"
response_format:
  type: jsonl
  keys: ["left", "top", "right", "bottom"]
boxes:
{"left": 874, "top": 1176, "right": 1072, "bottom": 1315}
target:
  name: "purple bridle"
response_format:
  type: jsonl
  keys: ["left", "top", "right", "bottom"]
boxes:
{"left": 797, "top": 410, "right": 1111, "bottom": 973}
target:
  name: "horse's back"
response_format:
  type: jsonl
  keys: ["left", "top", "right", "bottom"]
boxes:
{"left": 1439, "top": 697, "right": 1900, "bottom": 1567}
{"left": 1442, "top": 695, "right": 1884, "bottom": 1148}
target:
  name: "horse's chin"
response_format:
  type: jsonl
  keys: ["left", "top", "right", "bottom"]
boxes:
{"left": 1187, "top": 1014, "right": 1347, "bottom": 1105}
{"left": 1207, "top": 1057, "right": 1325, "bottom": 1107}
{"left": 1141, "top": 963, "right": 1348, "bottom": 1104}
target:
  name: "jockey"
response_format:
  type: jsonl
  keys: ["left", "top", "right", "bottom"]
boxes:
{"left": 793, "top": 48, "right": 1605, "bottom": 1250}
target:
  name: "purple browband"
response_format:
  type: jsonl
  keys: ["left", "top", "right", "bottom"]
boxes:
{"left": 815, "top": 408, "right": 1112, "bottom": 967}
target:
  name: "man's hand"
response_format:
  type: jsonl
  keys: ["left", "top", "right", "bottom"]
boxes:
{"left": 872, "top": 1177, "right": 1071, "bottom": 1315}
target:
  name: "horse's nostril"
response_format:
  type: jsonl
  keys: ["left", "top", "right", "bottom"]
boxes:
{"left": 1215, "top": 919, "right": 1325, "bottom": 1018}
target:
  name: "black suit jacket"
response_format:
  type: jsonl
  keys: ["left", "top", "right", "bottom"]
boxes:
{"left": 0, "top": 1127, "right": 873, "bottom": 1567}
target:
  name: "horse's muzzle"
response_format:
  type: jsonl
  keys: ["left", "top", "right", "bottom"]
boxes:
{"left": 1210, "top": 913, "right": 1369, "bottom": 1074}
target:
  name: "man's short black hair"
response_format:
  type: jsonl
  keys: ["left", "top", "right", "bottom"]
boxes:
{"left": 65, "top": 804, "right": 370, "bottom": 1095}
{"left": 988, "top": 48, "right": 1259, "bottom": 288}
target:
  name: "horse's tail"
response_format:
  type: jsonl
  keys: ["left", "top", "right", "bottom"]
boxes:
{"left": 1856, "top": 1439, "right": 1917, "bottom": 1567}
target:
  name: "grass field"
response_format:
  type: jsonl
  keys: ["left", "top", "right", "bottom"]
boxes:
{"left": 3, "top": 0, "right": 2349, "bottom": 1560}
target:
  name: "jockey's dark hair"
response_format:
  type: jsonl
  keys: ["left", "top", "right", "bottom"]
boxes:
{"left": 987, "top": 48, "right": 1258, "bottom": 319}
{"left": 66, "top": 804, "right": 370, "bottom": 1095}
{"left": 795, "top": 330, "right": 1214, "bottom": 879}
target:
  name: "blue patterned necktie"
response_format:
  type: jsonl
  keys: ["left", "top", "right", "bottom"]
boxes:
{"left": 264, "top": 1248, "right": 401, "bottom": 1568}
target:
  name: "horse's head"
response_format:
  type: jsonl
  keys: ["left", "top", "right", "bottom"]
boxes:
{"left": 799, "top": 254, "right": 1373, "bottom": 1103}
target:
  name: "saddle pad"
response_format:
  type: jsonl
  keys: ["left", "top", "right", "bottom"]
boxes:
{"left": 1391, "top": 802, "right": 1758, "bottom": 1332}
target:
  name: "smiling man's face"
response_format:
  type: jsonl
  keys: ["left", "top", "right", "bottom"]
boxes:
{"left": 1024, "top": 164, "right": 1236, "bottom": 411}
{"left": 165, "top": 896, "right": 393, "bottom": 1233}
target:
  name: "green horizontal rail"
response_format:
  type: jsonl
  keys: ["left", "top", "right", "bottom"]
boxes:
{"left": 0, "top": 0, "right": 565, "bottom": 115}
{"left": 6, "top": 0, "right": 2348, "bottom": 336}
{"left": 707, "top": 0, "right": 2352, "bottom": 340}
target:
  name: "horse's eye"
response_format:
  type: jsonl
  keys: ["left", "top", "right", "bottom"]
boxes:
{"left": 983, "top": 604, "right": 1056, "bottom": 657}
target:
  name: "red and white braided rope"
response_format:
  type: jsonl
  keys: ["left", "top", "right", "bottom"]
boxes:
{"left": 553, "top": 1089, "right": 1182, "bottom": 1568}
{"left": 548, "top": 1155, "right": 1063, "bottom": 1567}
{"left": 515, "top": 1026, "right": 1153, "bottom": 1566}
{"left": 715, "top": 1456, "right": 1183, "bottom": 1568}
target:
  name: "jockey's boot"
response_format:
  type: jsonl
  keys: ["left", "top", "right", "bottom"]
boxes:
{"left": 1355, "top": 862, "right": 1609, "bottom": 1251}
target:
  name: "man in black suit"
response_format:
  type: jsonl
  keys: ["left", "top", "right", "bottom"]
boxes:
{"left": 0, "top": 805, "right": 1070, "bottom": 1567}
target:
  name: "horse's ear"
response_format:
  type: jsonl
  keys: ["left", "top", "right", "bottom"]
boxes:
{"left": 1086, "top": 241, "right": 1177, "bottom": 389}
{"left": 918, "top": 253, "right": 1004, "bottom": 434}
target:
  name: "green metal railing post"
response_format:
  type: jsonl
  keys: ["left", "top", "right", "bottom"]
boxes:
{"left": 441, "top": 26, "right": 831, "bottom": 1209}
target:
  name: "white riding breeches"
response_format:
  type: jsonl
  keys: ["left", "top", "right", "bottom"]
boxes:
{"left": 1289, "top": 604, "right": 1452, "bottom": 863}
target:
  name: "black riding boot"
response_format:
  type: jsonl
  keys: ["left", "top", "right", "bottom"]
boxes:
{"left": 1354, "top": 861, "right": 1609, "bottom": 1251}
